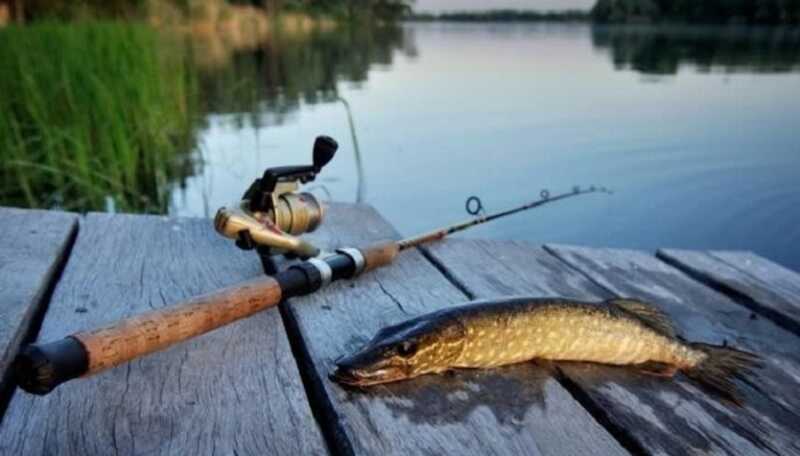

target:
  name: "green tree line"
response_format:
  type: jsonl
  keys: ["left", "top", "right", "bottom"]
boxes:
{"left": 592, "top": 0, "right": 800, "bottom": 24}
{"left": 9, "top": 0, "right": 413, "bottom": 22}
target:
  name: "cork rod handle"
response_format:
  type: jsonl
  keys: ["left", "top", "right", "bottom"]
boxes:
{"left": 14, "top": 276, "right": 282, "bottom": 395}
{"left": 359, "top": 241, "right": 400, "bottom": 273}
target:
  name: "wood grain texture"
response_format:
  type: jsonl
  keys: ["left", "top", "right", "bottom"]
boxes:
{"left": 658, "top": 249, "right": 800, "bottom": 335}
{"left": 541, "top": 244, "right": 800, "bottom": 455}
{"left": 285, "top": 205, "right": 628, "bottom": 456}
{"left": 0, "top": 207, "right": 77, "bottom": 400}
{"left": 0, "top": 212, "right": 326, "bottom": 455}
{"left": 76, "top": 276, "right": 281, "bottom": 375}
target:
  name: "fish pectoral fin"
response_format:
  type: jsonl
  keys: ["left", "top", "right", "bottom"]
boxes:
{"left": 635, "top": 361, "right": 678, "bottom": 377}
{"left": 607, "top": 298, "right": 677, "bottom": 338}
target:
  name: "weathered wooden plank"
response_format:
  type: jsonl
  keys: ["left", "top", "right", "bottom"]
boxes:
{"left": 541, "top": 244, "right": 800, "bottom": 455}
{"left": 0, "top": 207, "right": 77, "bottom": 403}
{"left": 285, "top": 206, "right": 628, "bottom": 455}
{"left": 658, "top": 249, "right": 800, "bottom": 335}
{"left": 423, "top": 239, "right": 800, "bottom": 455}
{"left": 0, "top": 212, "right": 327, "bottom": 455}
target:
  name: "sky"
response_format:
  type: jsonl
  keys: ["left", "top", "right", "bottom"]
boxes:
{"left": 414, "top": 0, "right": 595, "bottom": 12}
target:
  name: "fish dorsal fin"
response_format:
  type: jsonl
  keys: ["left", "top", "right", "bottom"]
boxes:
{"left": 607, "top": 298, "right": 677, "bottom": 338}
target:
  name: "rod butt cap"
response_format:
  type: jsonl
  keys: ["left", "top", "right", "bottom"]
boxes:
{"left": 13, "top": 337, "right": 89, "bottom": 395}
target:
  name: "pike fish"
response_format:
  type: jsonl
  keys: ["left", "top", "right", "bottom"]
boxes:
{"left": 331, "top": 297, "right": 761, "bottom": 402}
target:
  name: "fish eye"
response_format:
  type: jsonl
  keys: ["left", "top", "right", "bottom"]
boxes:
{"left": 397, "top": 341, "right": 418, "bottom": 357}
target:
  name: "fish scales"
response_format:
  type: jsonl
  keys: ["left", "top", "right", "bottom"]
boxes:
{"left": 452, "top": 299, "right": 690, "bottom": 369}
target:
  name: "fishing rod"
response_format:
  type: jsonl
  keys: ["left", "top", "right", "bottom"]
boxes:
{"left": 13, "top": 186, "right": 610, "bottom": 395}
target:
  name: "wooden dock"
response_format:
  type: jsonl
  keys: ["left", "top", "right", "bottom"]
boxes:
{"left": 0, "top": 204, "right": 799, "bottom": 455}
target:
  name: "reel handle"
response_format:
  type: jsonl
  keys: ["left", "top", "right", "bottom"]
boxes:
{"left": 14, "top": 276, "right": 282, "bottom": 395}
{"left": 313, "top": 135, "right": 337, "bottom": 171}
{"left": 252, "top": 135, "right": 338, "bottom": 200}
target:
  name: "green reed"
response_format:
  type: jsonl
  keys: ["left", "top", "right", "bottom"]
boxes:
{"left": 0, "top": 21, "right": 198, "bottom": 213}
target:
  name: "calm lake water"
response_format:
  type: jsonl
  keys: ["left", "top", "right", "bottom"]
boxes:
{"left": 171, "top": 23, "right": 800, "bottom": 271}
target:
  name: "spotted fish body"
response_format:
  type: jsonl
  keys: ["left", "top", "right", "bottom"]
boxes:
{"left": 451, "top": 299, "right": 704, "bottom": 370}
{"left": 332, "top": 297, "right": 761, "bottom": 403}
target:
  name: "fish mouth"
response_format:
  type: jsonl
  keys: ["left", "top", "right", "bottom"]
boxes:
{"left": 329, "top": 363, "right": 407, "bottom": 386}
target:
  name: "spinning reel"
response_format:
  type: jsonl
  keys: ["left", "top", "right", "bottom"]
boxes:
{"left": 214, "top": 135, "right": 337, "bottom": 274}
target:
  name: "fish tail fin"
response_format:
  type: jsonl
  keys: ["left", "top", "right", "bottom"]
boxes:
{"left": 683, "top": 342, "right": 762, "bottom": 405}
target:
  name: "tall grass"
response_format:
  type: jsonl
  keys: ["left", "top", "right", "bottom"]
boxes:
{"left": 0, "top": 22, "right": 198, "bottom": 213}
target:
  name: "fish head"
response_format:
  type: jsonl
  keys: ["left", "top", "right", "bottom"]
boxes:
{"left": 331, "top": 312, "right": 465, "bottom": 386}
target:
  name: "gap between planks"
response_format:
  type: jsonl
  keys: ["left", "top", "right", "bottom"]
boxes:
{"left": 531, "top": 244, "right": 664, "bottom": 456}
{"left": 0, "top": 218, "right": 79, "bottom": 427}
{"left": 279, "top": 299, "right": 355, "bottom": 456}
{"left": 540, "top": 244, "right": 800, "bottom": 454}
{"left": 656, "top": 252, "right": 800, "bottom": 338}
{"left": 0, "top": 214, "right": 328, "bottom": 454}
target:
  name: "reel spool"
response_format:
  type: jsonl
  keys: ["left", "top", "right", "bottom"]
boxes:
{"left": 214, "top": 135, "right": 338, "bottom": 274}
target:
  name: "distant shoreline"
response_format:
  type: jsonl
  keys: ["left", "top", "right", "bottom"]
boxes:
{"left": 405, "top": 7, "right": 800, "bottom": 25}
{"left": 406, "top": 10, "right": 590, "bottom": 23}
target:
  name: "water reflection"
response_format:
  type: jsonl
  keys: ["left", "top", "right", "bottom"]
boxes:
{"left": 592, "top": 25, "right": 800, "bottom": 75}
{"left": 169, "top": 22, "right": 800, "bottom": 271}
{"left": 170, "top": 22, "right": 411, "bottom": 213}
{"left": 194, "top": 23, "right": 413, "bottom": 124}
